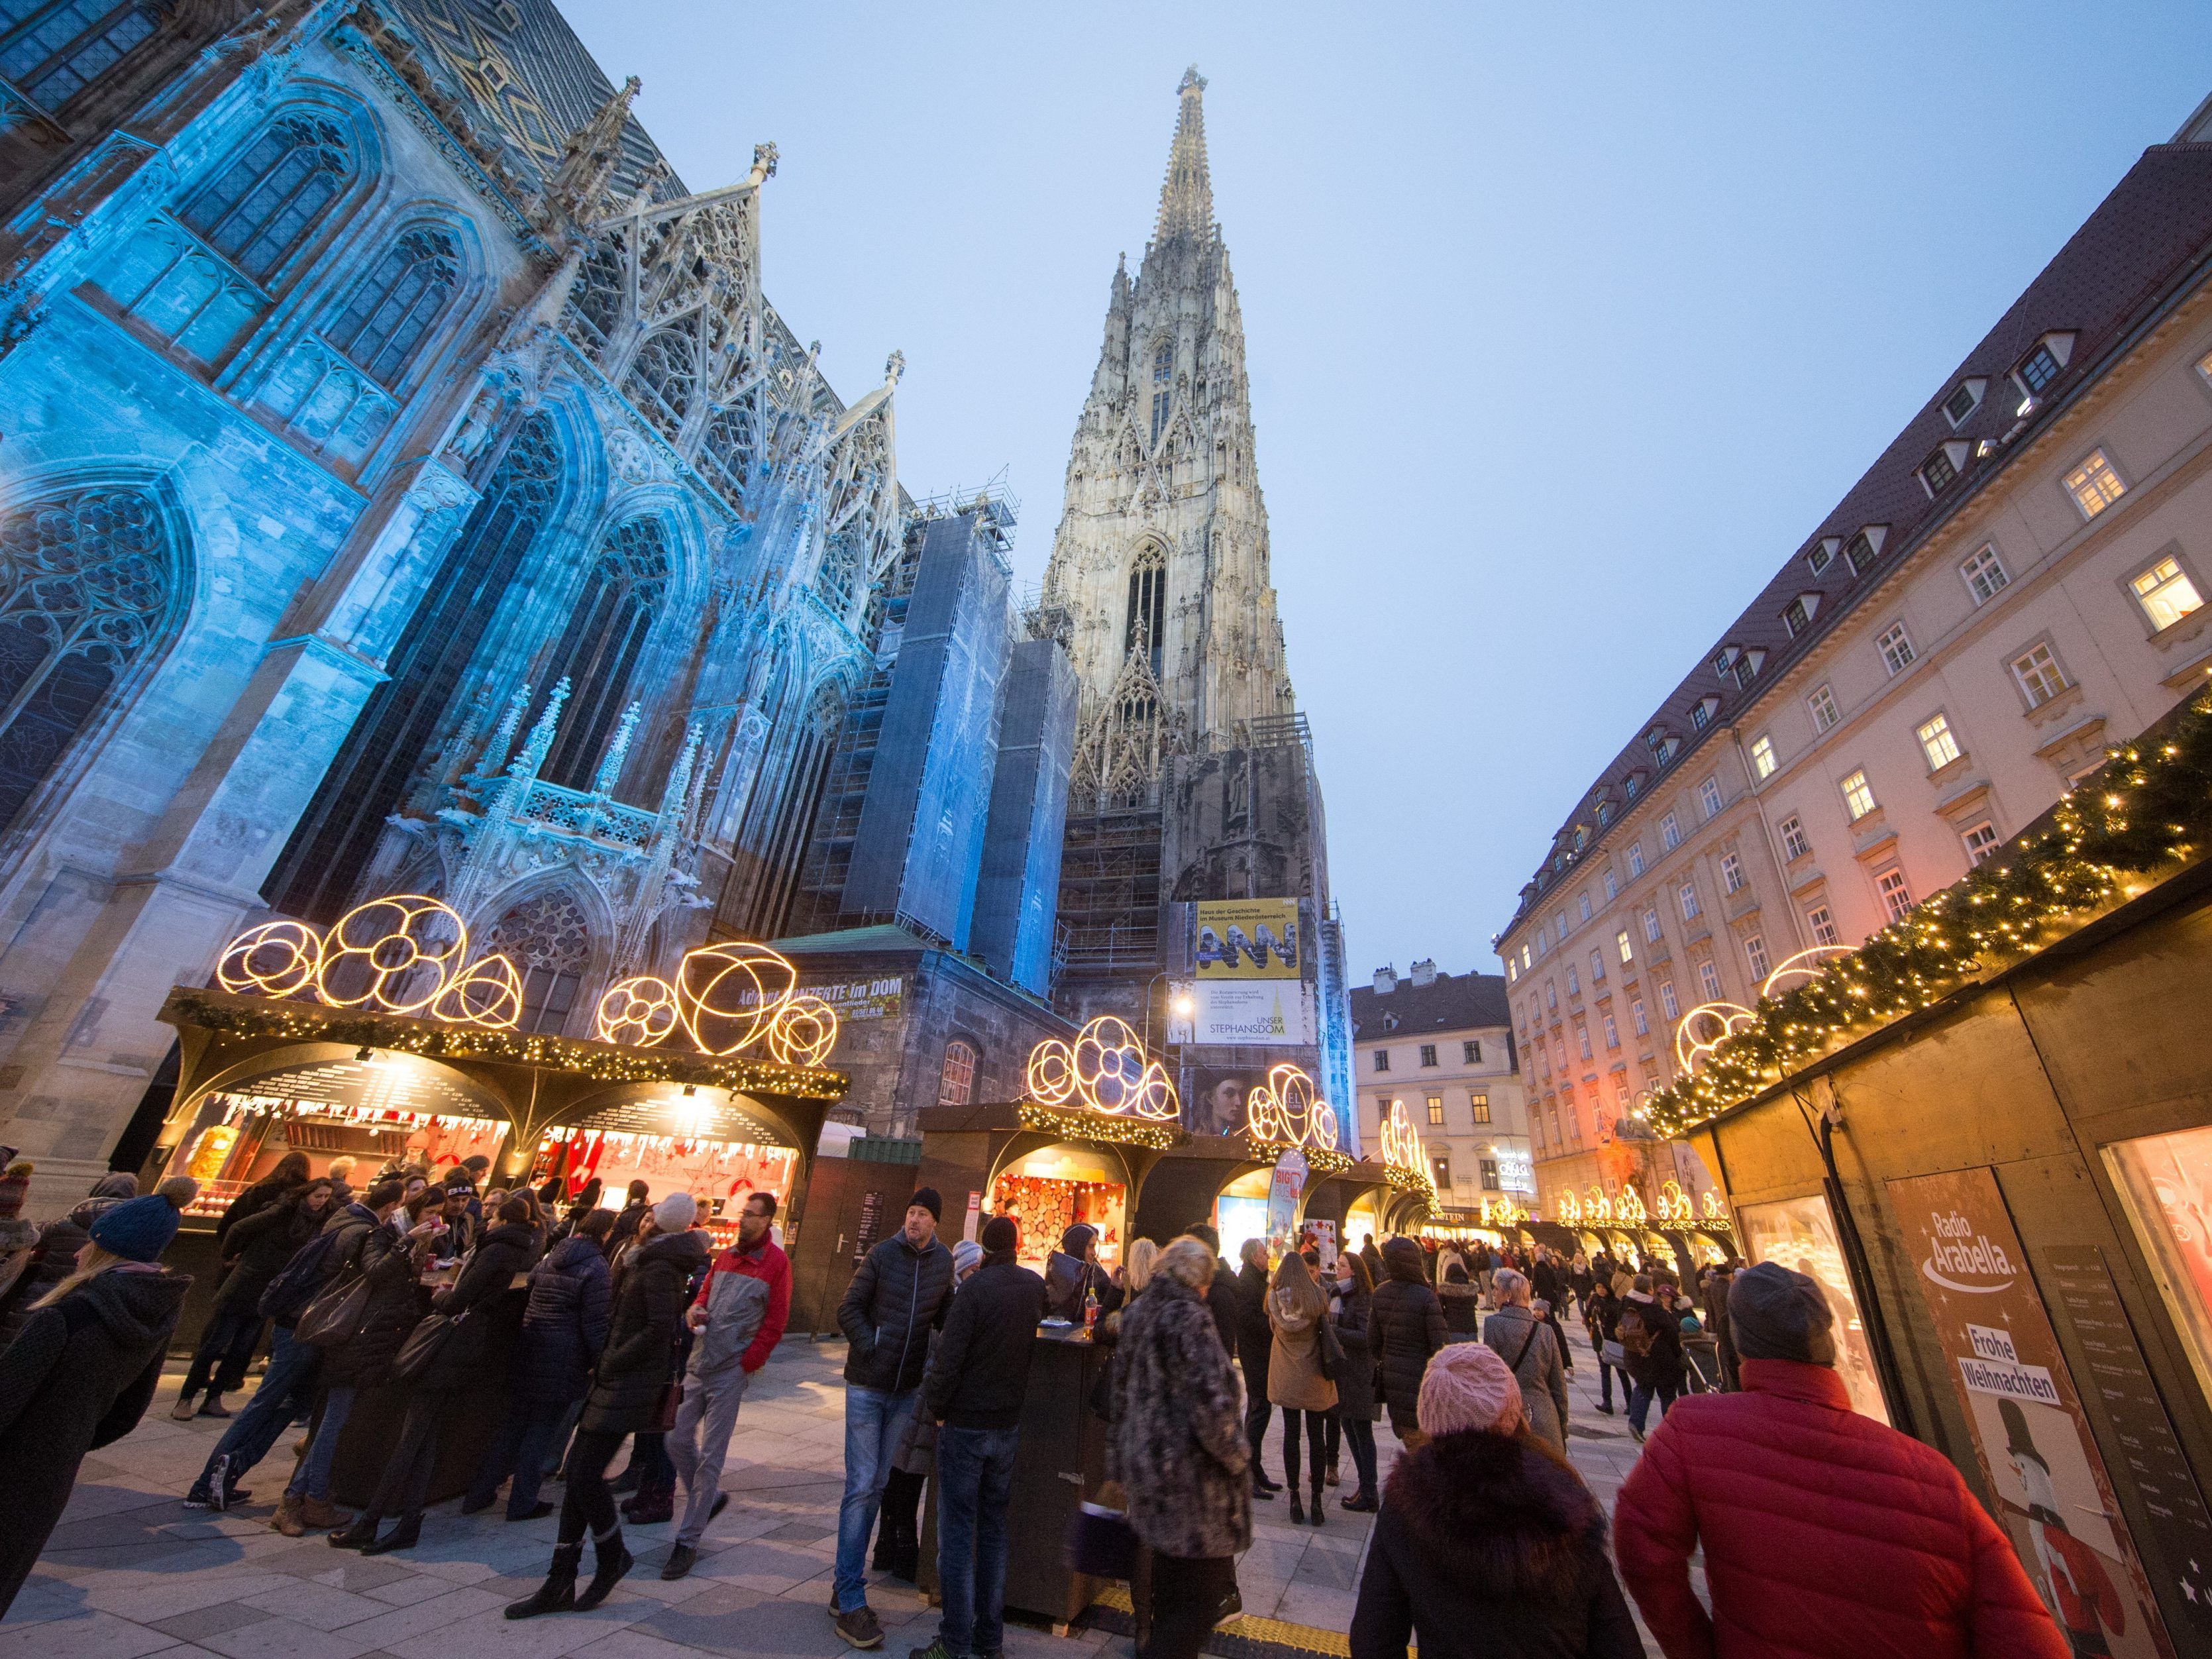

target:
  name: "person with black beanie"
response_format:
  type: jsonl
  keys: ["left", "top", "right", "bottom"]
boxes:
{"left": 1185, "top": 1222, "right": 1241, "bottom": 1360}
{"left": 1044, "top": 1222, "right": 1123, "bottom": 1324}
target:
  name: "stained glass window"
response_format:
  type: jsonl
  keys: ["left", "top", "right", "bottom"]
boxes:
{"left": 0, "top": 0, "right": 158, "bottom": 110}
{"left": 539, "top": 518, "right": 670, "bottom": 792}
{"left": 325, "top": 227, "right": 460, "bottom": 389}
{"left": 180, "top": 112, "right": 353, "bottom": 285}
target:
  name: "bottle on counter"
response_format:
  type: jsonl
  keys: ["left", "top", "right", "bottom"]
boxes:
{"left": 1082, "top": 1281, "right": 1100, "bottom": 1335}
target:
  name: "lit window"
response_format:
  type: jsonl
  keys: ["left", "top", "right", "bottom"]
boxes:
{"left": 1373, "top": 1049, "right": 1391, "bottom": 1071}
{"left": 1506, "top": 959, "right": 1517, "bottom": 983}
{"left": 1720, "top": 853, "right": 1745, "bottom": 894}
{"left": 1921, "top": 447, "right": 1958, "bottom": 493}
{"left": 1470, "top": 1091, "right": 1491, "bottom": 1122}
{"left": 1917, "top": 714, "right": 1962, "bottom": 769}
{"left": 1679, "top": 881, "right": 1701, "bottom": 921}
{"left": 938, "top": 1040, "right": 977, "bottom": 1106}
{"left": 1745, "top": 934, "right": 1769, "bottom": 980}
{"left": 1520, "top": 943, "right": 1530, "bottom": 969}
{"left": 1841, "top": 770, "right": 1877, "bottom": 820}
{"left": 1577, "top": 1024, "right": 1593, "bottom": 1060}
{"left": 1961, "top": 545, "right": 2009, "bottom": 605}
{"left": 1604, "top": 869, "right": 1618, "bottom": 901}
{"left": 1628, "top": 842, "right": 1646, "bottom": 877}
{"left": 1463, "top": 1040, "right": 1482, "bottom": 1063}
{"left": 1579, "top": 892, "right": 1593, "bottom": 922}
{"left": 1642, "top": 908, "right": 1662, "bottom": 943}
{"left": 1697, "top": 959, "right": 1722, "bottom": 1000}
{"left": 1661, "top": 814, "right": 1681, "bottom": 850}
{"left": 1658, "top": 981, "right": 1679, "bottom": 1021}
{"left": 1962, "top": 821, "right": 2001, "bottom": 865}
{"left": 2017, "top": 343, "right": 2062, "bottom": 394}
{"left": 1876, "top": 866, "right": 1913, "bottom": 923}
{"left": 1699, "top": 776, "right": 1722, "bottom": 818}
{"left": 1877, "top": 623, "right": 1916, "bottom": 676}
{"left": 2131, "top": 556, "right": 2204, "bottom": 631}
{"left": 1419, "top": 1044, "right": 1438, "bottom": 1067}
{"left": 2063, "top": 450, "right": 2126, "bottom": 519}
{"left": 1616, "top": 929, "right": 1633, "bottom": 965}
{"left": 1564, "top": 969, "right": 1579, "bottom": 998}
{"left": 1603, "top": 1013, "right": 1620, "bottom": 1049}
{"left": 1808, "top": 905, "right": 1840, "bottom": 947}
{"left": 1750, "top": 734, "right": 1777, "bottom": 779}
{"left": 1632, "top": 998, "right": 1649, "bottom": 1036}
{"left": 1809, "top": 684, "right": 1840, "bottom": 733}
{"left": 1779, "top": 814, "right": 1811, "bottom": 860}
{"left": 2011, "top": 642, "right": 2070, "bottom": 707}
{"left": 1426, "top": 1095, "right": 1444, "bottom": 1125}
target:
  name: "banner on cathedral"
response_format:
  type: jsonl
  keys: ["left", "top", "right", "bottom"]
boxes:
{"left": 1179, "top": 979, "right": 1314, "bottom": 1047}
{"left": 1192, "top": 898, "right": 1300, "bottom": 979}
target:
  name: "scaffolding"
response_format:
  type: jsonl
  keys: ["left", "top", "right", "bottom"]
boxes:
{"left": 1052, "top": 806, "right": 1164, "bottom": 977}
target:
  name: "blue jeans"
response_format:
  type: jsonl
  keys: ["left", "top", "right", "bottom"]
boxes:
{"left": 467, "top": 1397, "right": 570, "bottom": 1519}
{"left": 935, "top": 1425, "right": 1020, "bottom": 1656}
{"left": 190, "top": 1324, "right": 319, "bottom": 1498}
{"left": 1628, "top": 1379, "right": 1678, "bottom": 1434}
{"left": 833, "top": 1385, "right": 919, "bottom": 1613}
{"left": 288, "top": 1383, "right": 358, "bottom": 1503}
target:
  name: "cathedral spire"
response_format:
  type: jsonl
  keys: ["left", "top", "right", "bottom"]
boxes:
{"left": 1153, "top": 66, "right": 1214, "bottom": 243}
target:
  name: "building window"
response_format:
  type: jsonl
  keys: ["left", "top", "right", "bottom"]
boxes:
{"left": 1660, "top": 813, "right": 1681, "bottom": 850}
{"left": 1783, "top": 596, "right": 1811, "bottom": 636}
{"left": 1628, "top": 842, "right": 1646, "bottom": 877}
{"left": 1720, "top": 852, "right": 1745, "bottom": 894}
{"left": 1578, "top": 892, "right": 1593, "bottom": 922}
{"left": 1, "top": 0, "right": 160, "bottom": 111}
{"left": 1149, "top": 341, "right": 1173, "bottom": 444}
{"left": 1480, "top": 1159, "right": 1500, "bottom": 1191}
{"left": 1876, "top": 866, "right": 1913, "bottom": 923}
{"left": 1962, "top": 820, "right": 2002, "bottom": 865}
{"left": 2017, "top": 343, "right": 2062, "bottom": 394}
{"left": 2131, "top": 555, "right": 2205, "bottom": 632}
{"left": 1577, "top": 1024, "right": 1593, "bottom": 1060}
{"left": 1917, "top": 713, "right": 1962, "bottom": 770}
{"left": 1877, "top": 623, "right": 1916, "bottom": 676}
{"left": 1808, "top": 905, "right": 1840, "bottom": 947}
{"left": 1845, "top": 531, "right": 1880, "bottom": 576}
{"left": 1430, "top": 1155, "right": 1451, "bottom": 1190}
{"left": 1557, "top": 915, "right": 1569, "bottom": 944}
{"left": 1426, "top": 1095, "right": 1444, "bottom": 1126}
{"left": 1603, "top": 1013, "right": 1620, "bottom": 1050}
{"left": 1691, "top": 700, "right": 1712, "bottom": 731}
{"left": 1373, "top": 1049, "right": 1391, "bottom": 1072}
{"left": 1589, "top": 948, "right": 1605, "bottom": 983}
{"left": 1546, "top": 980, "right": 1557, "bottom": 1011}
{"left": 1750, "top": 734, "right": 1777, "bottom": 779}
{"left": 1942, "top": 381, "right": 1981, "bottom": 425}
{"left": 1616, "top": 928, "right": 1633, "bottom": 965}
{"left": 1698, "top": 959, "right": 1722, "bottom": 1000}
{"left": 1565, "top": 967, "right": 1579, "bottom": 998}
{"left": 2063, "top": 450, "right": 2126, "bottom": 519}
{"left": 1632, "top": 998, "right": 1649, "bottom": 1036}
{"left": 1150, "top": 390, "right": 1169, "bottom": 446}
{"left": 1679, "top": 881, "right": 1701, "bottom": 921}
{"left": 1921, "top": 447, "right": 1958, "bottom": 494}
{"left": 938, "top": 1040, "right": 978, "bottom": 1106}
{"left": 1745, "top": 934, "right": 1769, "bottom": 980}
{"left": 1807, "top": 541, "right": 1833, "bottom": 575}
{"left": 1841, "top": 769, "right": 1877, "bottom": 820}
{"left": 1779, "top": 814, "right": 1811, "bottom": 861}
{"left": 1699, "top": 776, "right": 1722, "bottom": 818}
{"left": 1470, "top": 1091, "right": 1491, "bottom": 1123}
{"left": 1419, "top": 1044, "right": 1438, "bottom": 1067}
{"left": 180, "top": 111, "right": 355, "bottom": 286}
{"left": 1463, "top": 1040, "right": 1482, "bottom": 1063}
{"left": 537, "top": 517, "right": 672, "bottom": 792}
{"left": 1604, "top": 869, "right": 1618, "bottom": 901}
{"left": 1624, "top": 776, "right": 1640, "bottom": 800}
{"left": 2011, "top": 641, "right": 2070, "bottom": 708}
{"left": 1809, "top": 683, "right": 1840, "bottom": 733}
{"left": 325, "top": 226, "right": 462, "bottom": 390}
{"left": 1643, "top": 908, "right": 1662, "bottom": 943}
{"left": 1597, "top": 801, "right": 1612, "bottom": 827}
{"left": 1961, "top": 545, "right": 2009, "bottom": 606}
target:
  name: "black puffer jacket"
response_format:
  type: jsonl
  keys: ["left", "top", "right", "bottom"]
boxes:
{"left": 838, "top": 1230, "right": 955, "bottom": 1393}
{"left": 1332, "top": 1279, "right": 1376, "bottom": 1419}
{"left": 318, "top": 1214, "right": 427, "bottom": 1390}
{"left": 516, "top": 1234, "right": 611, "bottom": 1405}
{"left": 414, "top": 1220, "right": 539, "bottom": 1391}
{"left": 1350, "top": 1427, "right": 1644, "bottom": 1659}
{"left": 1370, "top": 1239, "right": 1448, "bottom": 1436}
{"left": 215, "top": 1191, "right": 332, "bottom": 1312}
{"left": 1234, "top": 1258, "right": 1272, "bottom": 1373}
{"left": 584, "top": 1228, "right": 707, "bottom": 1432}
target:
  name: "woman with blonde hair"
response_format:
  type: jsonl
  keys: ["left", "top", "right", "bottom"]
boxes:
{"left": 1267, "top": 1248, "right": 1338, "bottom": 1524}
{"left": 1122, "top": 1236, "right": 1159, "bottom": 1299}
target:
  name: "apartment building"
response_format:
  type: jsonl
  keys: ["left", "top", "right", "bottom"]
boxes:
{"left": 1495, "top": 116, "right": 2212, "bottom": 1220}
{"left": 1349, "top": 962, "right": 1530, "bottom": 1214}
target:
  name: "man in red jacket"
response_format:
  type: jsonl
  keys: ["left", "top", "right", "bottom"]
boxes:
{"left": 1614, "top": 1261, "right": 2067, "bottom": 1659}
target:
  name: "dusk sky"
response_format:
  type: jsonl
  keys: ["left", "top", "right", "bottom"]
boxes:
{"left": 559, "top": 0, "right": 2212, "bottom": 982}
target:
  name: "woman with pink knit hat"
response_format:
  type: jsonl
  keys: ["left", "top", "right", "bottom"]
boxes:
{"left": 1349, "top": 1342, "right": 1644, "bottom": 1659}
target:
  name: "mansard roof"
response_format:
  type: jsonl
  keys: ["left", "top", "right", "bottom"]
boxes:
{"left": 1503, "top": 138, "right": 2212, "bottom": 937}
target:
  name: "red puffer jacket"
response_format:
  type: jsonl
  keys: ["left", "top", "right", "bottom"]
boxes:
{"left": 1613, "top": 1358, "right": 2066, "bottom": 1659}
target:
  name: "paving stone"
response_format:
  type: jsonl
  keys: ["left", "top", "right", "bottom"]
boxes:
{"left": 148, "top": 1605, "right": 277, "bottom": 1642}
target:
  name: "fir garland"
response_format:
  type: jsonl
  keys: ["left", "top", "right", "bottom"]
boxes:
{"left": 1644, "top": 690, "right": 2212, "bottom": 1139}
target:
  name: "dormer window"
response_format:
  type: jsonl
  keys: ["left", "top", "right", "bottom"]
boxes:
{"left": 1844, "top": 526, "right": 1888, "bottom": 576}
{"left": 1806, "top": 537, "right": 1840, "bottom": 576}
{"left": 1919, "top": 441, "right": 1970, "bottom": 496}
{"left": 1783, "top": 592, "right": 1821, "bottom": 637}
{"left": 1712, "top": 647, "right": 1736, "bottom": 680}
{"left": 1941, "top": 378, "right": 1986, "bottom": 427}
{"left": 1731, "top": 649, "right": 1764, "bottom": 690}
{"left": 2014, "top": 334, "right": 2078, "bottom": 401}
{"left": 1595, "top": 800, "right": 1612, "bottom": 827}
{"left": 1623, "top": 774, "right": 1640, "bottom": 800}
{"left": 1690, "top": 696, "right": 1718, "bottom": 731}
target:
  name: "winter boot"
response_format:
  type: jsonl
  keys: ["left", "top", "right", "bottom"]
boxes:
{"left": 328, "top": 1513, "right": 382, "bottom": 1550}
{"left": 360, "top": 1513, "right": 421, "bottom": 1555}
{"left": 1308, "top": 1481, "right": 1326, "bottom": 1526}
{"left": 271, "top": 1493, "right": 305, "bottom": 1537}
{"left": 505, "top": 1542, "right": 582, "bottom": 1619}
{"left": 299, "top": 1497, "right": 350, "bottom": 1530}
{"left": 574, "top": 1526, "right": 634, "bottom": 1610}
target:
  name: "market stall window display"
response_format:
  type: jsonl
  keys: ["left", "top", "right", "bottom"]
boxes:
{"left": 528, "top": 1122, "right": 794, "bottom": 1246}
{"left": 1214, "top": 1167, "right": 1272, "bottom": 1265}
{"left": 992, "top": 1146, "right": 1126, "bottom": 1272}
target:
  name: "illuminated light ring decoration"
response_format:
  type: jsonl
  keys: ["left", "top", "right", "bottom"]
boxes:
{"left": 1585, "top": 1183, "right": 1613, "bottom": 1224}
{"left": 1024, "top": 1016, "right": 1180, "bottom": 1120}
{"left": 1674, "top": 1000, "right": 1756, "bottom": 1073}
{"left": 767, "top": 994, "right": 840, "bottom": 1068}
{"left": 596, "top": 975, "right": 682, "bottom": 1047}
{"left": 675, "top": 941, "right": 798, "bottom": 1057}
{"left": 1655, "top": 1179, "right": 1695, "bottom": 1224}
{"left": 1555, "top": 1191, "right": 1581, "bottom": 1226}
{"left": 217, "top": 920, "right": 324, "bottom": 998}
{"left": 1243, "top": 1062, "right": 1340, "bottom": 1153}
{"left": 315, "top": 895, "right": 470, "bottom": 1014}
{"left": 1377, "top": 1100, "right": 1424, "bottom": 1173}
{"left": 1760, "top": 944, "right": 1853, "bottom": 1001}
{"left": 1615, "top": 1186, "right": 1650, "bottom": 1226}
{"left": 431, "top": 951, "right": 523, "bottom": 1030}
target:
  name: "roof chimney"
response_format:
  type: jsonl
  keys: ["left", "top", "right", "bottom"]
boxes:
{"left": 1410, "top": 958, "right": 1438, "bottom": 988}
{"left": 1373, "top": 965, "right": 1397, "bottom": 994}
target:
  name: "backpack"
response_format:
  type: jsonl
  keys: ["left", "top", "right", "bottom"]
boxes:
{"left": 258, "top": 1223, "right": 345, "bottom": 1323}
{"left": 1618, "top": 1300, "right": 1654, "bottom": 1358}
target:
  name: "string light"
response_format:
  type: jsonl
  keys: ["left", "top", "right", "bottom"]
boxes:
{"left": 1243, "top": 1063, "right": 1340, "bottom": 1153}
{"left": 1016, "top": 1100, "right": 1179, "bottom": 1150}
{"left": 1376, "top": 1101, "right": 1436, "bottom": 1200}
{"left": 766, "top": 994, "right": 839, "bottom": 1067}
{"left": 1025, "top": 1017, "right": 1180, "bottom": 1121}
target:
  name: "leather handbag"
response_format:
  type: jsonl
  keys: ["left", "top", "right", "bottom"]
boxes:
{"left": 1315, "top": 1315, "right": 1346, "bottom": 1383}
{"left": 392, "top": 1307, "right": 468, "bottom": 1387}
{"left": 294, "top": 1273, "right": 372, "bottom": 1348}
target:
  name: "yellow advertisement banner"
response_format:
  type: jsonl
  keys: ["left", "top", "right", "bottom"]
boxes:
{"left": 1194, "top": 898, "right": 1300, "bottom": 979}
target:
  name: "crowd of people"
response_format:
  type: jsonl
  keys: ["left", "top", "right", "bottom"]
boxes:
{"left": 0, "top": 1159, "right": 2080, "bottom": 1659}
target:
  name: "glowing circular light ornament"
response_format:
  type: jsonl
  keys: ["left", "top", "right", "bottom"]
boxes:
{"left": 1023, "top": 1017, "right": 1179, "bottom": 1120}
{"left": 317, "top": 896, "right": 469, "bottom": 1013}
{"left": 217, "top": 920, "right": 324, "bottom": 998}
{"left": 433, "top": 952, "right": 523, "bottom": 1029}
{"left": 1026, "top": 1035, "right": 1079, "bottom": 1107}
{"left": 596, "top": 975, "right": 682, "bottom": 1047}
{"left": 675, "top": 941, "right": 797, "bottom": 1056}
{"left": 1243, "top": 1063, "right": 1339, "bottom": 1153}
{"left": 1377, "top": 1100, "right": 1423, "bottom": 1172}
{"left": 767, "top": 994, "right": 839, "bottom": 1067}
{"left": 1674, "top": 1000, "right": 1755, "bottom": 1072}
{"left": 1759, "top": 944, "right": 1852, "bottom": 1000}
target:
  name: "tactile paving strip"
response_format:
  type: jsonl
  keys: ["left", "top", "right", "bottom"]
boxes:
{"left": 1086, "top": 1583, "right": 1367, "bottom": 1659}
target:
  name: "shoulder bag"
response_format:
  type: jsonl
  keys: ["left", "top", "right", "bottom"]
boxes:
{"left": 295, "top": 1271, "right": 373, "bottom": 1348}
{"left": 392, "top": 1307, "right": 469, "bottom": 1387}
{"left": 1315, "top": 1312, "right": 1345, "bottom": 1382}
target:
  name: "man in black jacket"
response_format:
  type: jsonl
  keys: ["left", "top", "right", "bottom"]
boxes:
{"left": 1186, "top": 1223, "right": 1240, "bottom": 1360}
{"left": 1234, "top": 1238, "right": 1283, "bottom": 1496}
{"left": 832, "top": 1188, "right": 954, "bottom": 1648}
{"left": 910, "top": 1214, "right": 1043, "bottom": 1659}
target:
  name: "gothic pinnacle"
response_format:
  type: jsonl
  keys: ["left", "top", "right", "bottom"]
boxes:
{"left": 1153, "top": 66, "right": 1215, "bottom": 243}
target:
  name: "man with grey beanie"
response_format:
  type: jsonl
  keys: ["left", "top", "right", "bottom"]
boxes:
{"left": 1614, "top": 1261, "right": 2067, "bottom": 1658}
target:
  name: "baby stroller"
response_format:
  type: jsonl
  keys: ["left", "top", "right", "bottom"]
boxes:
{"left": 1682, "top": 1331, "right": 1724, "bottom": 1393}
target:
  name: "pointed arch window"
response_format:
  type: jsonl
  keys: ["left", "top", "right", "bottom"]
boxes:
{"left": 1125, "top": 543, "right": 1166, "bottom": 678}
{"left": 562, "top": 241, "right": 624, "bottom": 354}
{"left": 178, "top": 112, "right": 354, "bottom": 286}
{"left": 325, "top": 226, "right": 460, "bottom": 389}
{"left": 696, "top": 401, "right": 755, "bottom": 505}
{"left": 623, "top": 325, "right": 696, "bottom": 443}
{"left": 541, "top": 517, "right": 670, "bottom": 792}
{"left": 0, "top": 486, "right": 175, "bottom": 841}
{"left": 1, "top": 0, "right": 160, "bottom": 111}
{"left": 485, "top": 889, "right": 591, "bottom": 1035}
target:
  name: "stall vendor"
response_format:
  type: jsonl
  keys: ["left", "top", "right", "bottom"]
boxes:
{"left": 1045, "top": 1224, "right": 1123, "bottom": 1323}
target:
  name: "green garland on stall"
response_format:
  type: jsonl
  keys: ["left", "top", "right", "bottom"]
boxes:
{"left": 1645, "top": 690, "right": 2212, "bottom": 1140}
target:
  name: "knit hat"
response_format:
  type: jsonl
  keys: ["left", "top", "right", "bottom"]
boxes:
{"left": 1416, "top": 1340, "right": 1524, "bottom": 1437}
{"left": 654, "top": 1192, "right": 699, "bottom": 1231}
{"left": 908, "top": 1187, "right": 942, "bottom": 1222}
{"left": 980, "top": 1214, "right": 1019, "bottom": 1254}
{"left": 1728, "top": 1261, "right": 1836, "bottom": 1365}
{"left": 1061, "top": 1222, "right": 1097, "bottom": 1257}
{"left": 953, "top": 1239, "right": 984, "bottom": 1274}
{"left": 87, "top": 1193, "right": 182, "bottom": 1263}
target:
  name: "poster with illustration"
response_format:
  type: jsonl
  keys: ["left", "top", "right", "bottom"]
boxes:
{"left": 1734, "top": 1193, "right": 1891, "bottom": 1424}
{"left": 1889, "top": 1167, "right": 2172, "bottom": 1658}
{"left": 1187, "top": 1069, "right": 1257, "bottom": 1138}
{"left": 1194, "top": 898, "right": 1300, "bottom": 978}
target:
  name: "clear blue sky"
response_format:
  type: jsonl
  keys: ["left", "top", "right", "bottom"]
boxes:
{"left": 557, "top": 0, "right": 2212, "bottom": 982}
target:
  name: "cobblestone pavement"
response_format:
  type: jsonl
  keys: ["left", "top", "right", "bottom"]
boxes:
{"left": 1, "top": 1335, "right": 1692, "bottom": 1659}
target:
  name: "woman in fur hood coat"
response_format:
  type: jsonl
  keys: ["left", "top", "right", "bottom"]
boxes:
{"left": 1351, "top": 1342, "right": 1642, "bottom": 1659}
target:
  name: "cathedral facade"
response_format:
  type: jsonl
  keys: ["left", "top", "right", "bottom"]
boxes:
{"left": 0, "top": 0, "right": 916, "bottom": 1197}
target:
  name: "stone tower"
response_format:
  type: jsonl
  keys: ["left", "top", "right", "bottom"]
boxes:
{"left": 1042, "top": 66, "right": 1296, "bottom": 810}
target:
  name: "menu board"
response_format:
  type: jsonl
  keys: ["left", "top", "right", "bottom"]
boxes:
{"left": 2043, "top": 1246, "right": 2212, "bottom": 1640}
{"left": 1889, "top": 1169, "right": 2173, "bottom": 1658}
